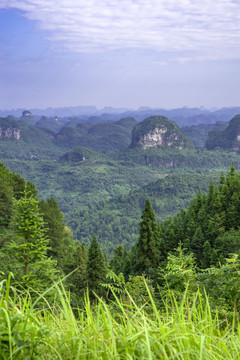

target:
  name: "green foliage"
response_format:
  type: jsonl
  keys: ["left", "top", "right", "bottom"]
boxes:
{"left": 56, "top": 117, "right": 136, "bottom": 153}
{"left": 39, "top": 197, "right": 65, "bottom": 260}
{"left": 59, "top": 146, "right": 98, "bottom": 163}
{"left": 119, "top": 147, "right": 240, "bottom": 169}
{"left": 0, "top": 180, "right": 13, "bottom": 228}
{"left": 147, "top": 164, "right": 240, "bottom": 270}
{"left": 4, "top": 131, "right": 240, "bottom": 258}
{"left": 206, "top": 114, "right": 240, "bottom": 151}
{"left": 182, "top": 121, "right": 228, "bottom": 149}
{"left": 2, "top": 277, "right": 240, "bottom": 359}
{"left": 158, "top": 244, "right": 197, "bottom": 294}
{"left": 1, "top": 188, "right": 58, "bottom": 293}
{"left": 126, "top": 275, "right": 154, "bottom": 306}
{"left": 87, "top": 235, "right": 108, "bottom": 299}
{"left": 101, "top": 270, "right": 126, "bottom": 299}
{"left": 198, "top": 254, "right": 240, "bottom": 315}
{"left": 0, "top": 117, "right": 65, "bottom": 161}
{"left": 63, "top": 241, "right": 88, "bottom": 305}
{"left": 36, "top": 116, "right": 64, "bottom": 133}
{"left": 110, "top": 245, "right": 128, "bottom": 275}
{"left": 67, "top": 172, "right": 219, "bottom": 257}
{"left": 137, "top": 198, "right": 160, "bottom": 275}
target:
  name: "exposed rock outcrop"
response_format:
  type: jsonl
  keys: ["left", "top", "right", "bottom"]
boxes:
{"left": 129, "top": 116, "right": 193, "bottom": 150}
{"left": 22, "top": 110, "right": 32, "bottom": 117}
{"left": 0, "top": 118, "right": 21, "bottom": 140}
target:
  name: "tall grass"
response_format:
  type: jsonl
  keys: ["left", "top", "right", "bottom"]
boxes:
{"left": 1, "top": 277, "right": 240, "bottom": 359}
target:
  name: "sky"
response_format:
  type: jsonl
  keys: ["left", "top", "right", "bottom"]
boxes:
{"left": 0, "top": 0, "right": 240, "bottom": 111}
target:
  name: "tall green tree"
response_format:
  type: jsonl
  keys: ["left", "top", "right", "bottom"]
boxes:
{"left": 201, "top": 240, "right": 211, "bottom": 269}
{"left": 191, "top": 227, "right": 205, "bottom": 266}
{"left": 39, "top": 197, "right": 65, "bottom": 260}
{"left": 110, "top": 245, "right": 128, "bottom": 275}
{"left": 137, "top": 198, "right": 160, "bottom": 275}
{"left": 87, "top": 235, "right": 107, "bottom": 299}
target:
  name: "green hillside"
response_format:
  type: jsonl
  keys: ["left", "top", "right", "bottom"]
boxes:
{"left": 56, "top": 117, "right": 137, "bottom": 152}
{"left": 66, "top": 173, "right": 220, "bottom": 256}
{"left": 2, "top": 114, "right": 240, "bottom": 259}
{"left": 0, "top": 117, "right": 66, "bottom": 160}
{"left": 206, "top": 114, "right": 240, "bottom": 151}
{"left": 182, "top": 121, "right": 228, "bottom": 148}
{"left": 1, "top": 161, "right": 240, "bottom": 360}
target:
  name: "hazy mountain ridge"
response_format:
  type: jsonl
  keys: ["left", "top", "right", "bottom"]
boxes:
{"left": 1, "top": 106, "right": 240, "bottom": 128}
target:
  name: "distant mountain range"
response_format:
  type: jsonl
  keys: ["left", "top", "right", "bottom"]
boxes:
{"left": 1, "top": 106, "right": 240, "bottom": 127}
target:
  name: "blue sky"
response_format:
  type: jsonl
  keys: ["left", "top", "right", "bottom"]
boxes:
{"left": 0, "top": 0, "right": 240, "bottom": 110}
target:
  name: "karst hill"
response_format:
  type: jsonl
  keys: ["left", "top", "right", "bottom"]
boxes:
{"left": 129, "top": 116, "right": 193, "bottom": 150}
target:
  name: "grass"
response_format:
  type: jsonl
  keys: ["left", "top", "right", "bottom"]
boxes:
{"left": 1, "top": 276, "right": 240, "bottom": 359}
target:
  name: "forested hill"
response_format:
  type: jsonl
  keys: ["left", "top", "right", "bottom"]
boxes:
{"left": 67, "top": 172, "right": 220, "bottom": 255}
{"left": 111, "top": 164, "right": 240, "bottom": 276}
{"left": 2, "top": 151, "right": 240, "bottom": 360}
{"left": 2, "top": 158, "right": 240, "bottom": 272}
{"left": 206, "top": 114, "right": 240, "bottom": 151}
{"left": 2, "top": 112, "right": 240, "bottom": 261}
{"left": 1, "top": 161, "right": 240, "bottom": 306}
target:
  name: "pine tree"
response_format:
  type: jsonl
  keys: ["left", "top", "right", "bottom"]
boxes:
{"left": 201, "top": 241, "right": 211, "bottom": 269}
{"left": 39, "top": 197, "right": 65, "bottom": 260}
{"left": 191, "top": 227, "right": 205, "bottom": 266}
{"left": 68, "top": 242, "right": 88, "bottom": 306}
{"left": 110, "top": 245, "right": 128, "bottom": 275}
{"left": 137, "top": 198, "right": 159, "bottom": 275}
{"left": 87, "top": 235, "right": 107, "bottom": 299}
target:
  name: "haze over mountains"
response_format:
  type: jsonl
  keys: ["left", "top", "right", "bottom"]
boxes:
{"left": 1, "top": 106, "right": 240, "bottom": 128}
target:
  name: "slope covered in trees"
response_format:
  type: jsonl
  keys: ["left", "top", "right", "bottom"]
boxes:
{"left": 1, "top": 163, "right": 240, "bottom": 358}
{"left": 2, "top": 113, "right": 240, "bottom": 260}
{"left": 206, "top": 115, "right": 240, "bottom": 151}
{"left": 120, "top": 164, "right": 240, "bottom": 277}
{"left": 0, "top": 163, "right": 89, "bottom": 302}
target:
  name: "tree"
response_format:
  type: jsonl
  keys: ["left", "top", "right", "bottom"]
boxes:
{"left": 201, "top": 240, "right": 211, "bottom": 269}
{"left": 2, "top": 187, "right": 58, "bottom": 294}
{"left": 199, "top": 254, "right": 240, "bottom": 315}
{"left": 191, "top": 227, "right": 205, "bottom": 266}
{"left": 39, "top": 197, "right": 65, "bottom": 260}
{"left": 87, "top": 235, "right": 107, "bottom": 299}
{"left": 110, "top": 245, "right": 128, "bottom": 275}
{"left": 157, "top": 243, "right": 197, "bottom": 295}
{"left": 137, "top": 198, "right": 159, "bottom": 275}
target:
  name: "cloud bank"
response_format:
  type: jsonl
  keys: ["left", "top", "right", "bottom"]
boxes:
{"left": 1, "top": 0, "right": 240, "bottom": 61}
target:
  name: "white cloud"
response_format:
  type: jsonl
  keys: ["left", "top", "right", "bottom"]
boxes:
{"left": 1, "top": 0, "right": 240, "bottom": 61}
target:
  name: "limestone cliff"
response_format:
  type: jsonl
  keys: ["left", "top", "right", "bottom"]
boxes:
{"left": 129, "top": 116, "right": 193, "bottom": 150}
{"left": 0, "top": 119, "right": 21, "bottom": 140}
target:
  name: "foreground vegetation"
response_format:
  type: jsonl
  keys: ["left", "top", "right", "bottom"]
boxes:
{"left": 1, "top": 276, "right": 240, "bottom": 360}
